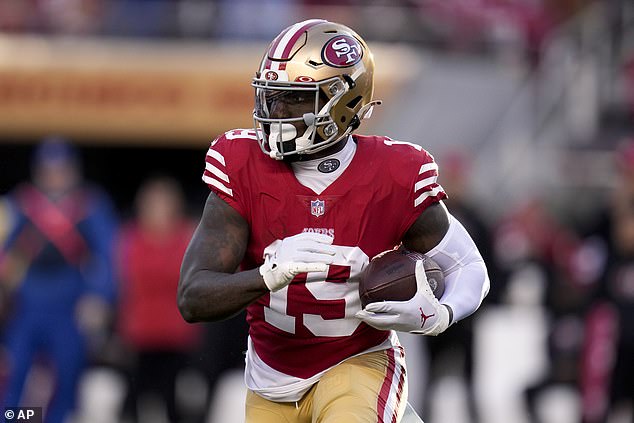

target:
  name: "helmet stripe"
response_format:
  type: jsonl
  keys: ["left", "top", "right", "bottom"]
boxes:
{"left": 278, "top": 19, "right": 324, "bottom": 70}
{"left": 262, "top": 25, "right": 293, "bottom": 72}
{"left": 265, "top": 19, "right": 325, "bottom": 71}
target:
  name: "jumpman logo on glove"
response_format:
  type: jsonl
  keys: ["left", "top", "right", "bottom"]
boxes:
{"left": 419, "top": 307, "right": 435, "bottom": 328}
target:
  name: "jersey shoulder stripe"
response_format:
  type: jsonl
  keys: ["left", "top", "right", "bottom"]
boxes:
{"left": 365, "top": 136, "right": 446, "bottom": 210}
{"left": 414, "top": 186, "right": 444, "bottom": 208}
{"left": 207, "top": 148, "right": 226, "bottom": 167}
{"left": 418, "top": 162, "right": 438, "bottom": 175}
{"left": 414, "top": 160, "right": 444, "bottom": 207}
{"left": 203, "top": 143, "right": 233, "bottom": 197}
{"left": 201, "top": 129, "right": 260, "bottom": 198}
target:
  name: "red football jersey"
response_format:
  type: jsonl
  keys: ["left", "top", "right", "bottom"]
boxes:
{"left": 202, "top": 130, "right": 446, "bottom": 379}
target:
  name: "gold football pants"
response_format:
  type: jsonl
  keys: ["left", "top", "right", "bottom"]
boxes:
{"left": 246, "top": 347, "right": 408, "bottom": 423}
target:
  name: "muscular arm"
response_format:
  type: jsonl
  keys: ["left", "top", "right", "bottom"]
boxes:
{"left": 403, "top": 201, "right": 490, "bottom": 324}
{"left": 178, "top": 192, "right": 268, "bottom": 322}
{"left": 402, "top": 202, "right": 450, "bottom": 253}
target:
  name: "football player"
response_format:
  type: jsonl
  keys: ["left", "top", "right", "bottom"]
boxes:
{"left": 178, "top": 19, "right": 490, "bottom": 423}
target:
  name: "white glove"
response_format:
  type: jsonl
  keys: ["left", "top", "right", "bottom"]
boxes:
{"left": 355, "top": 260, "right": 450, "bottom": 335}
{"left": 259, "top": 233, "right": 336, "bottom": 292}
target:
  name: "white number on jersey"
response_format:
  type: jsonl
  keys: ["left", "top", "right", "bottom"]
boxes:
{"left": 264, "top": 245, "right": 369, "bottom": 337}
{"left": 224, "top": 129, "right": 259, "bottom": 141}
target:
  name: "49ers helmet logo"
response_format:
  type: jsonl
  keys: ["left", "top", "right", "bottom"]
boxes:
{"left": 322, "top": 35, "right": 363, "bottom": 68}
{"left": 264, "top": 70, "right": 279, "bottom": 80}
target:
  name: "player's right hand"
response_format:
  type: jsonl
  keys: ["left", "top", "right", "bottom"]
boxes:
{"left": 356, "top": 260, "right": 450, "bottom": 335}
{"left": 259, "top": 233, "right": 336, "bottom": 292}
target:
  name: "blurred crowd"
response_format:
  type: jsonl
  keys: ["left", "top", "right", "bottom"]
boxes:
{"left": 0, "top": 0, "right": 596, "bottom": 49}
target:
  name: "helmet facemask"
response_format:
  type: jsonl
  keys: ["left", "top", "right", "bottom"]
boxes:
{"left": 252, "top": 76, "right": 350, "bottom": 160}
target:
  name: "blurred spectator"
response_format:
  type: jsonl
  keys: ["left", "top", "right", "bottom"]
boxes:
{"left": 577, "top": 138, "right": 634, "bottom": 423}
{"left": 495, "top": 194, "right": 593, "bottom": 422}
{"left": 523, "top": 242, "right": 594, "bottom": 423}
{"left": 493, "top": 195, "right": 590, "bottom": 423}
{"left": 0, "top": 137, "right": 117, "bottom": 423}
{"left": 116, "top": 176, "right": 202, "bottom": 423}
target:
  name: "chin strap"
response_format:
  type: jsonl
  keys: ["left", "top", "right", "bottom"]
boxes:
{"left": 295, "top": 122, "right": 317, "bottom": 151}
{"left": 268, "top": 123, "right": 298, "bottom": 159}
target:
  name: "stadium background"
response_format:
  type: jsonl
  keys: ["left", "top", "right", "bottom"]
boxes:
{"left": 0, "top": 1, "right": 633, "bottom": 423}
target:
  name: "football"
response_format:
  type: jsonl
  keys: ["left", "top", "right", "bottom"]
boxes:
{"left": 359, "top": 249, "right": 445, "bottom": 308}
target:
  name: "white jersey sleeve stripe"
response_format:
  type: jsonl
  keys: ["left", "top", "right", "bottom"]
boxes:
{"left": 205, "top": 162, "right": 230, "bottom": 183}
{"left": 202, "top": 174, "right": 233, "bottom": 197}
{"left": 414, "top": 185, "right": 443, "bottom": 208}
{"left": 418, "top": 162, "right": 438, "bottom": 175}
{"left": 206, "top": 148, "right": 226, "bottom": 167}
{"left": 414, "top": 176, "right": 438, "bottom": 192}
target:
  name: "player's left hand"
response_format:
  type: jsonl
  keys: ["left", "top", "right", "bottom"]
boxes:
{"left": 355, "top": 260, "right": 450, "bottom": 335}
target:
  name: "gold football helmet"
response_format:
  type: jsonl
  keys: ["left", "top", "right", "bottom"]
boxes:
{"left": 252, "top": 19, "right": 380, "bottom": 159}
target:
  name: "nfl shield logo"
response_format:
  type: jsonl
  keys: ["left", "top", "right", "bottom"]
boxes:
{"left": 310, "top": 199, "right": 325, "bottom": 217}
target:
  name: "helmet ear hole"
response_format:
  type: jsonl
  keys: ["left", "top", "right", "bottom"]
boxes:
{"left": 346, "top": 96, "right": 362, "bottom": 110}
{"left": 342, "top": 74, "right": 356, "bottom": 89}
